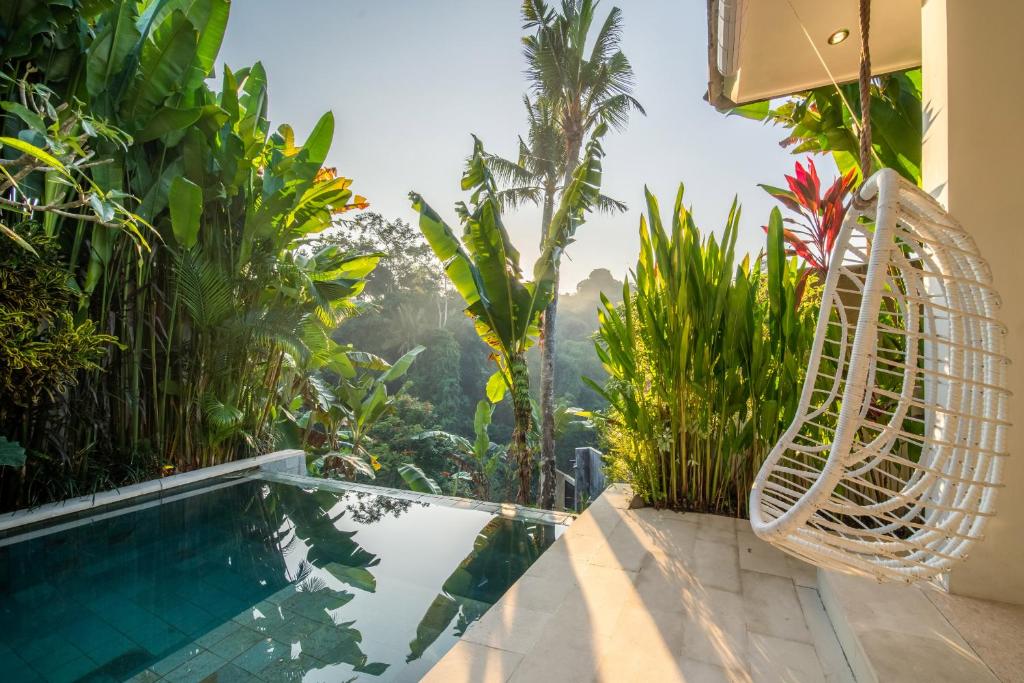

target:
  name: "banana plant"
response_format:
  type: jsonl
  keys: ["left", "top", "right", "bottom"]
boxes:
{"left": 417, "top": 400, "right": 507, "bottom": 501}
{"left": 0, "top": 0, "right": 382, "bottom": 508}
{"left": 410, "top": 128, "right": 605, "bottom": 504}
{"left": 304, "top": 346, "right": 425, "bottom": 481}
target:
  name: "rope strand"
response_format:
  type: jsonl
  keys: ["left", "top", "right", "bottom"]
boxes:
{"left": 858, "top": 0, "right": 873, "bottom": 176}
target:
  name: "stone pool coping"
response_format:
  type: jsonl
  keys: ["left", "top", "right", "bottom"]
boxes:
{"left": 260, "top": 470, "right": 576, "bottom": 527}
{"left": 0, "top": 449, "right": 574, "bottom": 535}
{"left": 0, "top": 449, "right": 307, "bottom": 534}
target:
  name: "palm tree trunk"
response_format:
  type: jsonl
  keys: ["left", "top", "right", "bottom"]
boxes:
{"left": 539, "top": 136, "right": 579, "bottom": 509}
{"left": 509, "top": 352, "right": 534, "bottom": 505}
{"left": 538, "top": 189, "right": 558, "bottom": 509}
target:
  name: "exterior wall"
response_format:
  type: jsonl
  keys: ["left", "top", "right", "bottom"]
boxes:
{"left": 922, "top": 0, "right": 1024, "bottom": 604}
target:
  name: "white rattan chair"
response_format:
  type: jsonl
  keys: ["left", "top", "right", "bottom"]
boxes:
{"left": 749, "top": 168, "right": 1011, "bottom": 584}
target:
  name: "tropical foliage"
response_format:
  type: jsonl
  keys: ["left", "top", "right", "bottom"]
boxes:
{"left": 590, "top": 188, "right": 818, "bottom": 515}
{"left": 301, "top": 346, "right": 425, "bottom": 480}
{"left": 733, "top": 69, "right": 922, "bottom": 185}
{"left": 0, "top": 0, "right": 378, "bottom": 509}
{"left": 513, "top": 0, "right": 643, "bottom": 509}
{"left": 418, "top": 400, "right": 509, "bottom": 501}
{"left": 760, "top": 158, "right": 857, "bottom": 288}
{"left": 411, "top": 129, "right": 606, "bottom": 504}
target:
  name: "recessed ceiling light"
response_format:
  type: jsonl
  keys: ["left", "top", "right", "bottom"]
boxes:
{"left": 827, "top": 28, "right": 850, "bottom": 45}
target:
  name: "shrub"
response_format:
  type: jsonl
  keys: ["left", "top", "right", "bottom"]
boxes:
{"left": 589, "top": 186, "right": 818, "bottom": 516}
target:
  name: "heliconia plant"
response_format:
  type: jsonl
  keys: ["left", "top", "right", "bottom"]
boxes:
{"left": 760, "top": 158, "right": 857, "bottom": 293}
{"left": 589, "top": 187, "right": 818, "bottom": 515}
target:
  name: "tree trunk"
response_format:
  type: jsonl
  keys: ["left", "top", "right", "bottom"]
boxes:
{"left": 509, "top": 352, "right": 534, "bottom": 505}
{"left": 538, "top": 189, "right": 558, "bottom": 509}
{"left": 539, "top": 135, "right": 580, "bottom": 509}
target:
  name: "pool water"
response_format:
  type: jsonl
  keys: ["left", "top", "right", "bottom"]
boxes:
{"left": 0, "top": 474, "right": 562, "bottom": 682}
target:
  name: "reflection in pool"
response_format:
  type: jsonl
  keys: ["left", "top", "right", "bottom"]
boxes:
{"left": 0, "top": 474, "right": 562, "bottom": 681}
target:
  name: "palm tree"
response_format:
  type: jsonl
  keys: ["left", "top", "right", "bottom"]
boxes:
{"left": 519, "top": 0, "right": 644, "bottom": 509}
{"left": 410, "top": 131, "right": 606, "bottom": 504}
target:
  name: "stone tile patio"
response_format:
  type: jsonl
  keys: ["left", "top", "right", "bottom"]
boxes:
{"left": 423, "top": 484, "right": 854, "bottom": 683}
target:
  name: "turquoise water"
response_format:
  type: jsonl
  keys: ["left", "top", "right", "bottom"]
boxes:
{"left": 0, "top": 475, "right": 561, "bottom": 682}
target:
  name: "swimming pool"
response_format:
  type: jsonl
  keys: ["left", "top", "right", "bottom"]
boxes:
{"left": 0, "top": 471, "right": 564, "bottom": 682}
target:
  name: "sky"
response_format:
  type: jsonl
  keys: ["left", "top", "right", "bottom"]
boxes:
{"left": 218, "top": 0, "right": 810, "bottom": 293}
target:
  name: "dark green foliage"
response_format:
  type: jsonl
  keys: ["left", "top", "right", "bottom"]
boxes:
{"left": 405, "top": 328, "right": 468, "bottom": 432}
{"left": 0, "top": 231, "right": 116, "bottom": 407}
{"left": 0, "top": 0, "right": 377, "bottom": 509}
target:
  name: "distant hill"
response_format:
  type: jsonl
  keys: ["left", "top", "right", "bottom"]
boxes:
{"left": 560, "top": 268, "right": 626, "bottom": 316}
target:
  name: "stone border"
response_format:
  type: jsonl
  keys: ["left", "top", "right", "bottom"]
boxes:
{"left": 0, "top": 450, "right": 574, "bottom": 535}
{"left": 259, "top": 471, "right": 576, "bottom": 527}
{"left": 0, "top": 449, "right": 306, "bottom": 534}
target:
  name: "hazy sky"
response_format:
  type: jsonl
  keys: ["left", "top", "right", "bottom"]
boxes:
{"left": 219, "top": 0, "right": 813, "bottom": 292}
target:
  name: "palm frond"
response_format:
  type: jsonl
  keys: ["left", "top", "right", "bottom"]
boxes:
{"left": 594, "top": 192, "right": 628, "bottom": 214}
{"left": 174, "top": 249, "right": 235, "bottom": 329}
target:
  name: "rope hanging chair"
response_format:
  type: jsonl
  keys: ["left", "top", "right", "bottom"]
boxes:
{"left": 748, "top": 0, "right": 1011, "bottom": 583}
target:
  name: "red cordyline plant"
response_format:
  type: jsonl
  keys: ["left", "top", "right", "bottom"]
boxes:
{"left": 760, "top": 158, "right": 858, "bottom": 283}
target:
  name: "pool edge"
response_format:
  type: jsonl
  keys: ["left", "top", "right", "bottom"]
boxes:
{"left": 0, "top": 449, "right": 306, "bottom": 533}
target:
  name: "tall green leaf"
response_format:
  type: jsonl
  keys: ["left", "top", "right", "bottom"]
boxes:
{"left": 169, "top": 176, "right": 202, "bottom": 248}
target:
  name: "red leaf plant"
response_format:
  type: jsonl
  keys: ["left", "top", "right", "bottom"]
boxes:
{"left": 761, "top": 158, "right": 857, "bottom": 280}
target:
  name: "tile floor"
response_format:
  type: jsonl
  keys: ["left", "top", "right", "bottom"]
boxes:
{"left": 423, "top": 485, "right": 855, "bottom": 683}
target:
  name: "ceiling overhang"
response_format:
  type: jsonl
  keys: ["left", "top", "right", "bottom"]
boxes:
{"left": 706, "top": 0, "right": 922, "bottom": 110}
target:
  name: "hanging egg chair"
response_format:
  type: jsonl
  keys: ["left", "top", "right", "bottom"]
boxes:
{"left": 749, "top": 168, "right": 1011, "bottom": 583}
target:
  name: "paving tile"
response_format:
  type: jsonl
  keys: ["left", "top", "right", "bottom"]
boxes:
{"left": 510, "top": 638, "right": 602, "bottom": 683}
{"left": 198, "top": 662, "right": 254, "bottom": 683}
{"left": 256, "top": 652, "right": 321, "bottom": 681}
{"left": 601, "top": 483, "right": 636, "bottom": 510}
{"left": 231, "top": 637, "right": 291, "bottom": 675}
{"left": 421, "top": 641, "right": 522, "bottom": 683}
{"left": 132, "top": 620, "right": 189, "bottom": 657}
{"left": 747, "top": 632, "right": 825, "bottom": 683}
{"left": 633, "top": 553, "right": 697, "bottom": 613}
{"left": 37, "top": 654, "right": 97, "bottom": 683}
{"left": 124, "top": 670, "right": 161, "bottom": 683}
{"left": 538, "top": 571, "right": 635, "bottom": 654}
{"left": 195, "top": 622, "right": 244, "bottom": 650}
{"left": 565, "top": 563, "right": 639, "bottom": 611}
{"left": 522, "top": 540, "right": 592, "bottom": 580}
{"left": 19, "top": 634, "right": 72, "bottom": 664}
{"left": 696, "top": 514, "right": 738, "bottom": 545}
{"left": 677, "top": 657, "right": 752, "bottom": 683}
{"left": 585, "top": 517, "right": 651, "bottom": 572}
{"left": 204, "top": 626, "right": 264, "bottom": 660}
{"left": 635, "top": 513, "right": 698, "bottom": 559}
{"left": 740, "top": 571, "right": 811, "bottom": 644}
{"left": 693, "top": 539, "right": 741, "bottom": 593}
{"left": 794, "top": 586, "right": 854, "bottom": 683}
{"left": 163, "top": 649, "right": 227, "bottom": 683}
{"left": 737, "top": 531, "right": 793, "bottom": 579}
{"left": 498, "top": 573, "right": 577, "bottom": 613}
{"left": 595, "top": 603, "right": 687, "bottom": 680}
{"left": 462, "top": 602, "right": 553, "bottom": 654}
{"left": 151, "top": 643, "right": 207, "bottom": 676}
{"left": 682, "top": 587, "right": 749, "bottom": 671}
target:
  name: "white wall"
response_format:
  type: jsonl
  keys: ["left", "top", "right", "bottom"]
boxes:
{"left": 922, "top": 0, "right": 1024, "bottom": 605}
